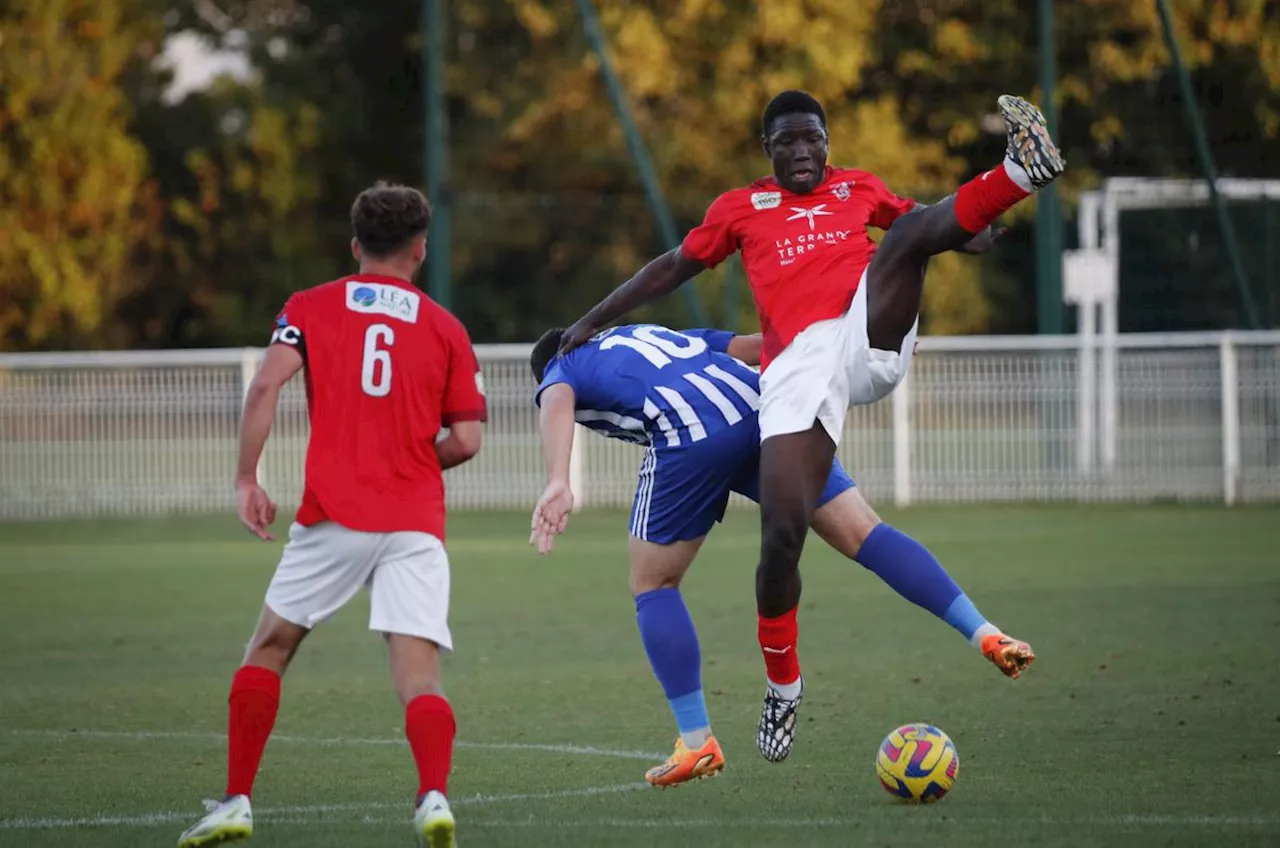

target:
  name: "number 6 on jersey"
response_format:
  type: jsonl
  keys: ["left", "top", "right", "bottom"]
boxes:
{"left": 362, "top": 323, "right": 394, "bottom": 397}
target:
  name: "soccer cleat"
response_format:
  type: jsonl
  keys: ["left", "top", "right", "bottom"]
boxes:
{"left": 981, "top": 633, "right": 1036, "bottom": 679}
{"left": 756, "top": 679, "right": 803, "bottom": 762}
{"left": 414, "top": 790, "right": 456, "bottom": 848}
{"left": 997, "top": 94, "right": 1065, "bottom": 190}
{"left": 645, "top": 736, "right": 726, "bottom": 788}
{"left": 176, "top": 795, "right": 252, "bottom": 848}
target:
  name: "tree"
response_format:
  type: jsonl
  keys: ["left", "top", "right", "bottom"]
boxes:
{"left": 0, "top": 0, "right": 162, "bottom": 350}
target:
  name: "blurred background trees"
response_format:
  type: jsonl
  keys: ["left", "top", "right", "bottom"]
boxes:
{"left": 2, "top": 0, "right": 1278, "bottom": 350}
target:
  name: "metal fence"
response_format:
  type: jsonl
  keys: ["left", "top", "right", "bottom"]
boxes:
{"left": 2, "top": 331, "right": 1279, "bottom": 521}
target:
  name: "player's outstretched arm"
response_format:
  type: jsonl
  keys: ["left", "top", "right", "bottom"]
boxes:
{"left": 530, "top": 383, "right": 577, "bottom": 554}
{"left": 236, "top": 344, "right": 303, "bottom": 540}
{"left": 436, "top": 421, "right": 482, "bottom": 470}
{"left": 559, "top": 248, "right": 704, "bottom": 354}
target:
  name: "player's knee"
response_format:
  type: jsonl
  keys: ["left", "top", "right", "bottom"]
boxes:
{"left": 876, "top": 212, "right": 928, "bottom": 263}
{"left": 396, "top": 676, "right": 444, "bottom": 706}
{"left": 243, "top": 619, "right": 307, "bottom": 673}
{"left": 629, "top": 570, "right": 681, "bottom": 596}
{"left": 760, "top": 512, "right": 806, "bottom": 571}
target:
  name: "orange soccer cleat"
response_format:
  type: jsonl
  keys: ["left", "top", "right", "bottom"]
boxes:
{"left": 981, "top": 633, "right": 1036, "bottom": 679}
{"left": 644, "top": 736, "right": 726, "bottom": 788}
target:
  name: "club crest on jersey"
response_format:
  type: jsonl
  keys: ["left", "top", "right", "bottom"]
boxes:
{"left": 751, "top": 191, "right": 782, "bottom": 210}
{"left": 346, "top": 281, "right": 421, "bottom": 323}
{"left": 833, "top": 181, "right": 852, "bottom": 201}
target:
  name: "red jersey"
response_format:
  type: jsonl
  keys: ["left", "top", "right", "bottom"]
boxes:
{"left": 680, "top": 166, "right": 915, "bottom": 369}
{"left": 269, "top": 274, "right": 486, "bottom": 539}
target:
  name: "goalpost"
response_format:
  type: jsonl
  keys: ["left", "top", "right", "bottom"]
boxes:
{"left": 1065, "top": 176, "right": 1280, "bottom": 499}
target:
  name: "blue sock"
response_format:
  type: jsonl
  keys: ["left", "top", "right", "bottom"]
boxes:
{"left": 635, "top": 588, "right": 711, "bottom": 745}
{"left": 854, "top": 524, "right": 995, "bottom": 645}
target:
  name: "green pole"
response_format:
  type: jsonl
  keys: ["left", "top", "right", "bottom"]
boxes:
{"left": 1035, "top": 0, "right": 1063, "bottom": 335}
{"left": 574, "top": 0, "right": 708, "bottom": 325}
{"left": 1264, "top": 195, "right": 1275, "bottom": 326}
{"left": 1155, "top": 0, "right": 1259, "bottom": 328}
{"left": 423, "top": 0, "right": 450, "bottom": 308}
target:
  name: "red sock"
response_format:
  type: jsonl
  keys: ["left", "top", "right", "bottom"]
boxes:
{"left": 406, "top": 694, "right": 455, "bottom": 797}
{"left": 225, "top": 665, "right": 281, "bottom": 798}
{"left": 953, "top": 161, "right": 1032, "bottom": 234}
{"left": 758, "top": 607, "right": 801, "bottom": 685}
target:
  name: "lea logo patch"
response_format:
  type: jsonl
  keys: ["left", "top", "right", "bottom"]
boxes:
{"left": 346, "top": 281, "right": 421, "bottom": 323}
{"left": 751, "top": 191, "right": 782, "bottom": 210}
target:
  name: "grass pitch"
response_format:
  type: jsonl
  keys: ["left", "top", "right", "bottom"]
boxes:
{"left": 1, "top": 505, "right": 1278, "bottom": 847}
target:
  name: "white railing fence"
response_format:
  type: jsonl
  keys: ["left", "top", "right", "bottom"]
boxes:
{"left": 2, "top": 332, "right": 1279, "bottom": 521}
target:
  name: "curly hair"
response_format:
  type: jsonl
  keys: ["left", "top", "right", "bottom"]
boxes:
{"left": 350, "top": 182, "right": 432, "bottom": 257}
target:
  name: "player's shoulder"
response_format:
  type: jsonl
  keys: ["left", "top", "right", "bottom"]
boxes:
{"left": 829, "top": 166, "right": 885, "bottom": 185}
{"left": 703, "top": 177, "right": 788, "bottom": 218}
{"left": 283, "top": 276, "right": 349, "bottom": 310}
{"left": 416, "top": 294, "right": 470, "bottom": 340}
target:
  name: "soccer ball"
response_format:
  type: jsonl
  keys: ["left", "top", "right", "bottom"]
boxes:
{"left": 875, "top": 723, "right": 959, "bottom": 803}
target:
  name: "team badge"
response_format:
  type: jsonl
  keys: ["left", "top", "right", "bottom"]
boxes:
{"left": 833, "top": 181, "right": 852, "bottom": 201}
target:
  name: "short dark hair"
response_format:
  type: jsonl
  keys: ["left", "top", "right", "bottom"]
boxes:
{"left": 762, "top": 90, "right": 827, "bottom": 138}
{"left": 530, "top": 327, "right": 566, "bottom": 382}
{"left": 351, "top": 182, "right": 432, "bottom": 258}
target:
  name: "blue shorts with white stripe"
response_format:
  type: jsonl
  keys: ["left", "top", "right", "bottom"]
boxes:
{"left": 629, "top": 418, "right": 856, "bottom": 545}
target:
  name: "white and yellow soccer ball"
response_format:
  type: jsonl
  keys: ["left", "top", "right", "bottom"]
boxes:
{"left": 875, "top": 723, "right": 959, "bottom": 803}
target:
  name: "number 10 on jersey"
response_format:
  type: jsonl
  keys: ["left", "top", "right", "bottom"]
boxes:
{"left": 362, "top": 323, "right": 394, "bottom": 396}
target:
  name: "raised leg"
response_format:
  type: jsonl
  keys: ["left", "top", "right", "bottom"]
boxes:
{"left": 867, "top": 95, "right": 1065, "bottom": 352}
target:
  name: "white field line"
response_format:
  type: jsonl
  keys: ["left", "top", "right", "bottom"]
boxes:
{"left": 4, "top": 728, "right": 663, "bottom": 761}
{"left": 5, "top": 809, "right": 1280, "bottom": 832}
{"left": 0, "top": 783, "right": 650, "bottom": 831}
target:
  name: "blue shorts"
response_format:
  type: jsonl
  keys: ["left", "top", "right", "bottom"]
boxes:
{"left": 629, "top": 419, "right": 856, "bottom": 544}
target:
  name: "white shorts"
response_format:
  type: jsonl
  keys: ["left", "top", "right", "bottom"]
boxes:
{"left": 264, "top": 522, "right": 453, "bottom": 650}
{"left": 758, "top": 269, "right": 918, "bottom": 446}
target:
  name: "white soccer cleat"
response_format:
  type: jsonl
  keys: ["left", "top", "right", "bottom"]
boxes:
{"left": 414, "top": 790, "right": 457, "bottom": 848}
{"left": 176, "top": 795, "right": 253, "bottom": 847}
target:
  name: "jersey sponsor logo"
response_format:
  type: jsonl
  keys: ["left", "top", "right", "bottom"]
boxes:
{"left": 833, "top": 181, "right": 852, "bottom": 201}
{"left": 346, "top": 281, "right": 421, "bottom": 323}
{"left": 774, "top": 229, "right": 854, "bottom": 267}
{"left": 474, "top": 371, "right": 486, "bottom": 396}
{"left": 271, "top": 324, "right": 302, "bottom": 346}
{"left": 785, "top": 204, "right": 834, "bottom": 231}
{"left": 751, "top": 191, "right": 782, "bottom": 210}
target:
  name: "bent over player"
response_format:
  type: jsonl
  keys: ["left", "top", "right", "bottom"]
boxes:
{"left": 528, "top": 324, "right": 1032, "bottom": 786}
{"left": 178, "top": 183, "right": 486, "bottom": 848}
{"left": 558, "top": 93, "right": 1058, "bottom": 763}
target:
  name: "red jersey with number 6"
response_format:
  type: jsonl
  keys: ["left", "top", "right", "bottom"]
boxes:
{"left": 680, "top": 166, "right": 915, "bottom": 369}
{"left": 269, "top": 274, "right": 487, "bottom": 539}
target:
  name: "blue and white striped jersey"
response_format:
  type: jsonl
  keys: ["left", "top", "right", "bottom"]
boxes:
{"left": 535, "top": 324, "right": 762, "bottom": 448}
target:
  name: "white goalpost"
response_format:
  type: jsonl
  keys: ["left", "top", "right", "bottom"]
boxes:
{"left": 1065, "top": 177, "right": 1280, "bottom": 503}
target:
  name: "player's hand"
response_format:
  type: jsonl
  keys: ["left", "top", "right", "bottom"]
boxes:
{"left": 529, "top": 480, "right": 574, "bottom": 554}
{"left": 236, "top": 479, "right": 278, "bottom": 541}
{"left": 956, "top": 225, "right": 1007, "bottom": 255}
{"left": 557, "top": 319, "right": 596, "bottom": 356}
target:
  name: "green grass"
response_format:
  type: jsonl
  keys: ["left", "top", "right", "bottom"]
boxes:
{"left": 1, "top": 505, "right": 1278, "bottom": 847}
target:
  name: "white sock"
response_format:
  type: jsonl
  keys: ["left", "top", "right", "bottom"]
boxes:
{"left": 1002, "top": 156, "right": 1035, "bottom": 192}
{"left": 970, "top": 622, "right": 1001, "bottom": 650}
{"left": 681, "top": 727, "right": 712, "bottom": 749}
{"left": 767, "top": 676, "right": 803, "bottom": 700}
